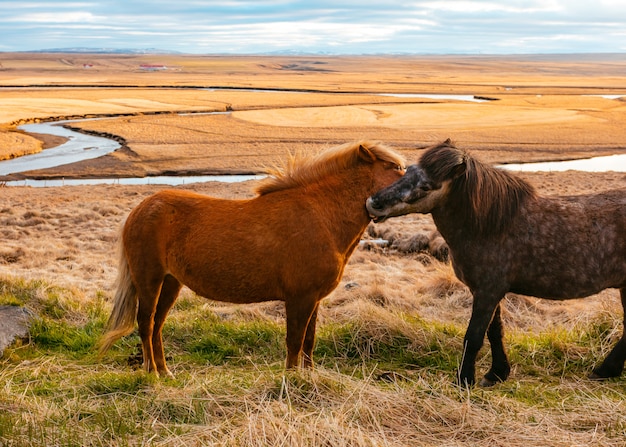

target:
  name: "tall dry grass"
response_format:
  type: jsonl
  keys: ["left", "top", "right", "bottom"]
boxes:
{"left": 0, "top": 180, "right": 624, "bottom": 447}
{"left": 1, "top": 274, "right": 624, "bottom": 446}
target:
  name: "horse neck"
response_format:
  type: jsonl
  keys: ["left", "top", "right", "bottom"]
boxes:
{"left": 430, "top": 197, "right": 477, "bottom": 247}
{"left": 432, "top": 169, "right": 533, "bottom": 246}
{"left": 307, "top": 167, "right": 373, "bottom": 250}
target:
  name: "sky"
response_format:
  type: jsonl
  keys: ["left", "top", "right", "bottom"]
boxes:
{"left": 1, "top": 1, "right": 625, "bottom": 55}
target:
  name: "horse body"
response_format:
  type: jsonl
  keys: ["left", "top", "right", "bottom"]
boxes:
{"left": 367, "top": 140, "right": 626, "bottom": 386}
{"left": 124, "top": 189, "right": 348, "bottom": 305}
{"left": 100, "top": 141, "right": 405, "bottom": 376}
{"left": 437, "top": 190, "right": 626, "bottom": 300}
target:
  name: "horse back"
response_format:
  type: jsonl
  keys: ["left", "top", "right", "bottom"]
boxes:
{"left": 446, "top": 189, "right": 626, "bottom": 299}
{"left": 510, "top": 189, "right": 626, "bottom": 296}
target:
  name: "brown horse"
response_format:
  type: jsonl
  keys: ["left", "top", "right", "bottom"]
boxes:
{"left": 366, "top": 140, "right": 626, "bottom": 386}
{"left": 99, "top": 141, "right": 405, "bottom": 377}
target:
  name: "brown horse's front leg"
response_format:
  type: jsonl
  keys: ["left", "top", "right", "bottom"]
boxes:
{"left": 301, "top": 303, "right": 320, "bottom": 368}
{"left": 285, "top": 298, "right": 319, "bottom": 369}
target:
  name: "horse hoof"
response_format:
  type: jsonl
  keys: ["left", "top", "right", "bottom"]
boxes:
{"left": 158, "top": 368, "right": 175, "bottom": 379}
{"left": 479, "top": 377, "right": 498, "bottom": 387}
{"left": 455, "top": 377, "right": 475, "bottom": 388}
{"left": 588, "top": 371, "right": 607, "bottom": 381}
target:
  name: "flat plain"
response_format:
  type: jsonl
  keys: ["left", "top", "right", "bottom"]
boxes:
{"left": 0, "top": 53, "right": 625, "bottom": 446}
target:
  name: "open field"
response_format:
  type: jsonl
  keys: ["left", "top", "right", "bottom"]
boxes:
{"left": 0, "top": 53, "right": 625, "bottom": 445}
{"left": 2, "top": 53, "right": 626, "bottom": 175}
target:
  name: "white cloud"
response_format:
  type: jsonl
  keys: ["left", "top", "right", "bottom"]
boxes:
{"left": 8, "top": 12, "right": 99, "bottom": 23}
{"left": 4, "top": 2, "right": 97, "bottom": 9}
{"left": 419, "top": 1, "right": 559, "bottom": 14}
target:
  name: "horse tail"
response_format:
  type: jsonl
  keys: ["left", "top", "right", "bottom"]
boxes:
{"left": 98, "top": 235, "right": 138, "bottom": 356}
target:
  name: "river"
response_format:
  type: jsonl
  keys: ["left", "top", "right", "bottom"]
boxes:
{"left": 499, "top": 154, "right": 626, "bottom": 173}
{"left": 0, "top": 121, "right": 121, "bottom": 176}
{"left": 2, "top": 104, "right": 626, "bottom": 186}
{"left": 2, "top": 118, "right": 265, "bottom": 187}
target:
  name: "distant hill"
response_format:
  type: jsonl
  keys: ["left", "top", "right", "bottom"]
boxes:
{"left": 28, "top": 48, "right": 182, "bottom": 55}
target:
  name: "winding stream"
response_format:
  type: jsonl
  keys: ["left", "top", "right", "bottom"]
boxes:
{"left": 3, "top": 100, "right": 626, "bottom": 186}
{"left": 2, "top": 117, "right": 266, "bottom": 187}
{"left": 4, "top": 175, "right": 265, "bottom": 188}
{"left": 1, "top": 121, "right": 121, "bottom": 176}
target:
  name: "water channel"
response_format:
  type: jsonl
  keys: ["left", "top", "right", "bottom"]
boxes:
{"left": 2, "top": 95, "right": 626, "bottom": 186}
{"left": 1, "top": 120, "right": 121, "bottom": 176}
{"left": 2, "top": 118, "right": 266, "bottom": 187}
{"left": 499, "top": 154, "right": 626, "bottom": 173}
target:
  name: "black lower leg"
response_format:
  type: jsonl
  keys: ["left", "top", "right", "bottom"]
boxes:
{"left": 591, "top": 288, "right": 626, "bottom": 379}
{"left": 483, "top": 304, "right": 510, "bottom": 385}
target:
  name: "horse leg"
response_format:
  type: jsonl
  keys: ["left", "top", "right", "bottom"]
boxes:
{"left": 301, "top": 303, "right": 320, "bottom": 369}
{"left": 151, "top": 275, "right": 182, "bottom": 378}
{"left": 284, "top": 298, "right": 319, "bottom": 369}
{"left": 591, "top": 287, "right": 626, "bottom": 379}
{"left": 458, "top": 293, "right": 502, "bottom": 387}
{"left": 136, "top": 275, "right": 165, "bottom": 375}
{"left": 480, "top": 303, "right": 511, "bottom": 386}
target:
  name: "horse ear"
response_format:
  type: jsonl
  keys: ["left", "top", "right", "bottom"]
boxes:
{"left": 357, "top": 144, "right": 377, "bottom": 163}
{"left": 450, "top": 153, "right": 467, "bottom": 178}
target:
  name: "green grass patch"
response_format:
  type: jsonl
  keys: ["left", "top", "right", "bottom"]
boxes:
{"left": 506, "top": 319, "right": 617, "bottom": 380}
{"left": 314, "top": 319, "right": 461, "bottom": 376}
{"left": 184, "top": 320, "right": 285, "bottom": 365}
{"left": 0, "top": 277, "right": 47, "bottom": 306}
{"left": 85, "top": 371, "right": 156, "bottom": 395}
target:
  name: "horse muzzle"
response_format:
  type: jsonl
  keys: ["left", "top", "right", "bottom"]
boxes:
{"left": 365, "top": 197, "right": 389, "bottom": 223}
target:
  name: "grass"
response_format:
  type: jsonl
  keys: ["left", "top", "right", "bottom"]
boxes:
{"left": 0, "top": 277, "right": 625, "bottom": 446}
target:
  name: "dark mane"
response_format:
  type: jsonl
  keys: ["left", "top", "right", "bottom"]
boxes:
{"left": 420, "top": 140, "right": 537, "bottom": 235}
{"left": 256, "top": 140, "right": 405, "bottom": 195}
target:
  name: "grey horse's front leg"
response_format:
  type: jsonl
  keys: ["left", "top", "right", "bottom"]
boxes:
{"left": 458, "top": 293, "right": 503, "bottom": 387}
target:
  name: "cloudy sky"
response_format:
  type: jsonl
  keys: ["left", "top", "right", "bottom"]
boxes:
{"left": 2, "top": 1, "right": 625, "bottom": 54}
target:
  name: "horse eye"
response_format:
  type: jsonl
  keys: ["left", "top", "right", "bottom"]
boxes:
{"left": 386, "top": 163, "right": 403, "bottom": 171}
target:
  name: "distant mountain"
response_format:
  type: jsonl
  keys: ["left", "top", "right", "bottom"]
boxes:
{"left": 28, "top": 47, "right": 182, "bottom": 55}
{"left": 263, "top": 49, "right": 339, "bottom": 56}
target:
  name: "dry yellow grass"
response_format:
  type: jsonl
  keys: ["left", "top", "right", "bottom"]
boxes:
{"left": 2, "top": 53, "right": 626, "bottom": 92}
{"left": 2, "top": 54, "right": 626, "bottom": 177}
{"left": 0, "top": 126, "right": 42, "bottom": 160}
{"left": 6, "top": 91, "right": 626, "bottom": 179}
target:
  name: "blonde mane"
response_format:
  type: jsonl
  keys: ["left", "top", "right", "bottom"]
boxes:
{"left": 256, "top": 140, "right": 405, "bottom": 195}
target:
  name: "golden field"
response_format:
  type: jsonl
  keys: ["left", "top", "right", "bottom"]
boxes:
{"left": 0, "top": 53, "right": 625, "bottom": 446}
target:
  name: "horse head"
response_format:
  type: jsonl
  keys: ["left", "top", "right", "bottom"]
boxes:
{"left": 366, "top": 163, "right": 449, "bottom": 222}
